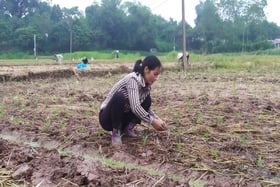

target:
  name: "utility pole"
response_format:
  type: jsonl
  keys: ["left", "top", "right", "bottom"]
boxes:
{"left": 182, "top": 0, "right": 187, "bottom": 69}
{"left": 33, "top": 34, "right": 37, "bottom": 60}
{"left": 70, "top": 29, "right": 73, "bottom": 54}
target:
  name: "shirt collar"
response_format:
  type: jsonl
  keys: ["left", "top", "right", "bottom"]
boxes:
{"left": 134, "top": 72, "right": 146, "bottom": 87}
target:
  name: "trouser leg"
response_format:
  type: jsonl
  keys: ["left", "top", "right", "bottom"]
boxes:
{"left": 99, "top": 92, "right": 126, "bottom": 131}
{"left": 99, "top": 93, "right": 152, "bottom": 131}
{"left": 121, "top": 94, "right": 152, "bottom": 130}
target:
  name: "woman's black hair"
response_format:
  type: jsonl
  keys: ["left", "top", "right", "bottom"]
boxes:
{"left": 133, "top": 55, "right": 162, "bottom": 76}
{"left": 82, "top": 57, "right": 88, "bottom": 64}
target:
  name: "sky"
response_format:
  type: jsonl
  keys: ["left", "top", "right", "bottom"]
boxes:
{"left": 50, "top": 0, "right": 280, "bottom": 27}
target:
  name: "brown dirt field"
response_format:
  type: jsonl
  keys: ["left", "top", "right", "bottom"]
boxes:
{"left": 0, "top": 62, "right": 279, "bottom": 186}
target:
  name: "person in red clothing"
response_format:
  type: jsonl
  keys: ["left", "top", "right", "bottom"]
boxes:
{"left": 99, "top": 55, "right": 167, "bottom": 146}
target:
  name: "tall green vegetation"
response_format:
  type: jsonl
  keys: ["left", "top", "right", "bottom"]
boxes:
{"left": 0, "top": 0, "right": 279, "bottom": 56}
{"left": 192, "top": 0, "right": 277, "bottom": 53}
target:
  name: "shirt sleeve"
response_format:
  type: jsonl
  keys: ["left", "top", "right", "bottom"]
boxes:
{"left": 148, "top": 107, "right": 158, "bottom": 119}
{"left": 126, "top": 78, "right": 153, "bottom": 124}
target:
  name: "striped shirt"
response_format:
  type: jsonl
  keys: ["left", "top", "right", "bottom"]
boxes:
{"left": 100, "top": 72, "right": 156, "bottom": 124}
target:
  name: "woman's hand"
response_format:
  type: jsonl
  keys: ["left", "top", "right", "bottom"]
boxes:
{"left": 151, "top": 118, "right": 167, "bottom": 131}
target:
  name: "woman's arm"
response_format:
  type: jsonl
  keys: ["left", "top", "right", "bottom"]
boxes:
{"left": 127, "top": 78, "right": 153, "bottom": 124}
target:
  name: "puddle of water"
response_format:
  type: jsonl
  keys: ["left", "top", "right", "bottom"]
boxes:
{"left": 0, "top": 130, "right": 63, "bottom": 150}
{"left": 0, "top": 133, "right": 40, "bottom": 148}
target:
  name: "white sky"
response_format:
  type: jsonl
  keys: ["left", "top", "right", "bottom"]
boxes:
{"left": 50, "top": 0, "right": 280, "bottom": 27}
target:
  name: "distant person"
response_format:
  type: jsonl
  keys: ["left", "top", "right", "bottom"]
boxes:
{"left": 55, "top": 54, "right": 63, "bottom": 64}
{"left": 114, "top": 50, "right": 119, "bottom": 59}
{"left": 76, "top": 57, "right": 90, "bottom": 70}
{"left": 99, "top": 55, "right": 167, "bottom": 146}
{"left": 177, "top": 52, "right": 189, "bottom": 64}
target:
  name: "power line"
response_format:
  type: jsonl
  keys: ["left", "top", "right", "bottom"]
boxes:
{"left": 151, "top": 0, "right": 170, "bottom": 11}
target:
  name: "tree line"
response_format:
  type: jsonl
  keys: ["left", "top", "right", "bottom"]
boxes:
{"left": 0, "top": 0, "right": 280, "bottom": 55}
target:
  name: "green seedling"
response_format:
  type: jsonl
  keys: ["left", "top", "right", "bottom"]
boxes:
{"left": 257, "top": 154, "right": 263, "bottom": 168}
{"left": 78, "top": 126, "right": 86, "bottom": 133}
{"left": 45, "top": 116, "right": 51, "bottom": 127}
{"left": 96, "top": 130, "right": 104, "bottom": 139}
{"left": 51, "top": 108, "right": 60, "bottom": 116}
{"left": 59, "top": 120, "right": 66, "bottom": 129}
{"left": 189, "top": 178, "right": 206, "bottom": 187}
{"left": 203, "top": 132, "right": 209, "bottom": 140}
{"left": 0, "top": 104, "right": 6, "bottom": 120}
{"left": 258, "top": 114, "right": 265, "bottom": 122}
{"left": 212, "top": 148, "right": 220, "bottom": 160}
{"left": 244, "top": 123, "right": 252, "bottom": 130}
{"left": 235, "top": 112, "right": 241, "bottom": 118}
{"left": 11, "top": 116, "right": 20, "bottom": 126}
{"left": 176, "top": 114, "right": 183, "bottom": 124}
{"left": 196, "top": 113, "right": 203, "bottom": 124}
{"left": 185, "top": 97, "right": 193, "bottom": 110}
{"left": 241, "top": 135, "right": 247, "bottom": 146}
{"left": 216, "top": 115, "right": 224, "bottom": 125}
{"left": 233, "top": 82, "right": 238, "bottom": 96}
{"left": 86, "top": 109, "right": 93, "bottom": 117}
{"left": 177, "top": 138, "right": 182, "bottom": 154}
{"left": 142, "top": 135, "right": 148, "bottom": 146}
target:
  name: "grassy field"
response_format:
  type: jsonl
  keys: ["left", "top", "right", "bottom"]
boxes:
{"left": 0, "top": 54, "right": 279, "bottom": 186}
{"left": 1, "top": 51, "right": 280, "bottom": 68}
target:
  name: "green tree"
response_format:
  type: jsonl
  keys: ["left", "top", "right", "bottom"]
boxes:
{"left": 63, "top": 7, "right": 82, "bottom": 53}
{"left": 0, "top": 0, "right": 278, "bottom": 55}
{"left": 50, "top": 5, "right": 63, "bottom": 23}
{"left": 153, "top": 17, "right": 178, "bottom": 52}
{"left": 86, "top": 0, "right": 127, "bottom": 49}
{"left": 72, "top": 17, "right": 93, "bottom": 51}
{"left": 194, "top": 0, "right": 223, "bottom": 53}
{"left": 0, "top": 17, "right": 13, "bottom": 50}
{"left": 14, "top": 26, "right": 37, "bottom": 51}
{"left": 218, "top": 0, "right": 268, "bottom": 51}
{"left": 0, "top": 0, "right": 39, "bottom": 18}
{"left": 122, "top": 1, "right": 156, "bottom": 50}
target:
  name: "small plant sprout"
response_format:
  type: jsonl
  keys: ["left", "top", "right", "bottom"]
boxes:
{"left": 235, "top": 112, "right": 241, "bottom": 118}
{"left": 78, "top": 126, "right": 86, "bottom": 133}
{"left": 244, "top": 123, "right": 252, "bottom": 130}
{"left": 45, "top": 116, "right": 51, "bottom": 127}
{"left": 90, "top": 101, "right": 99, "bottom": 114}
{"left": 203, "top": 132, "right": 210, "bottom": 140}
{"left": 212, "top": 148, "right": 220, "bottom": 160}
{"left": 257, "top": 154, "right": 264, "bottom": 168}
{"left": 174, "top": 111, "right": 182, "bottom": 124}
{"left": 216, "top": 115, "right": 224, "bottom": 125}
{"left": 233, "top": 82, "right": 238, "bottom": 96}
{"left": 96, "top": 130, "right": 104, "bottom": 139}
{"left": 98, "top": 144, "right": 103, "bottom": 154}
{"left": 59, "top": 120, "right": 66, "bottom": 129}
{"left": 189, "top": 178, "right": 206, "bottom": 187}
{"left": 258, "top": 114, "right": 265, "bottom": 122}
{"left": 0, "top": 104, "right": 5, "bottom": 120}
{"left": 177, "top": 137, "right": 183, "bottom": 154}
{"left": 11, "top": 116, "right": 20, "bottom": 126}
{"left": 142, "top": 135, "right": 148, "bottom": 146}
{"left": 196, "top": 113, "right": 203, "bottom": 124}
{"left": 185, "top": 97, "right": 193, "bottom": 111}
{"left": 241, "top": 135, "right": 247, "bottom": 146}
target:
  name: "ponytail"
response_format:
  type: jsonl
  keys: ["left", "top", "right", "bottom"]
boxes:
{"left": 133, "top": 55, "right": 161, "bottom": 76}
{"left": 133, "top": 59, "right": 142, "bottom": 74}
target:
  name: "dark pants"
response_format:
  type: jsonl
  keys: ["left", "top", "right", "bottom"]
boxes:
{"left": 99, "top": 92, "right": 151, "bottom": 131}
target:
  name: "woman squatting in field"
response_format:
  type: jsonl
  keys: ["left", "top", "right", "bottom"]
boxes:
{"left": 99, "top": 55, "right": 167, "bottom": 146}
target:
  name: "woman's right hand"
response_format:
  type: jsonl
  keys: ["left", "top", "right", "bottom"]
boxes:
{"left": 151, "top": 118, "right": 167, "bottom": 131}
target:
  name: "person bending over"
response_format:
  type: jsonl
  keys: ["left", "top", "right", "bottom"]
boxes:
{"left": 99, "top": 55, "right": 167, "bottom": 146}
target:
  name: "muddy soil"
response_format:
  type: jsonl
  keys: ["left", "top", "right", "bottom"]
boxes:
{"left": 0, "top": 63, "right": 279, "bottom": 186}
